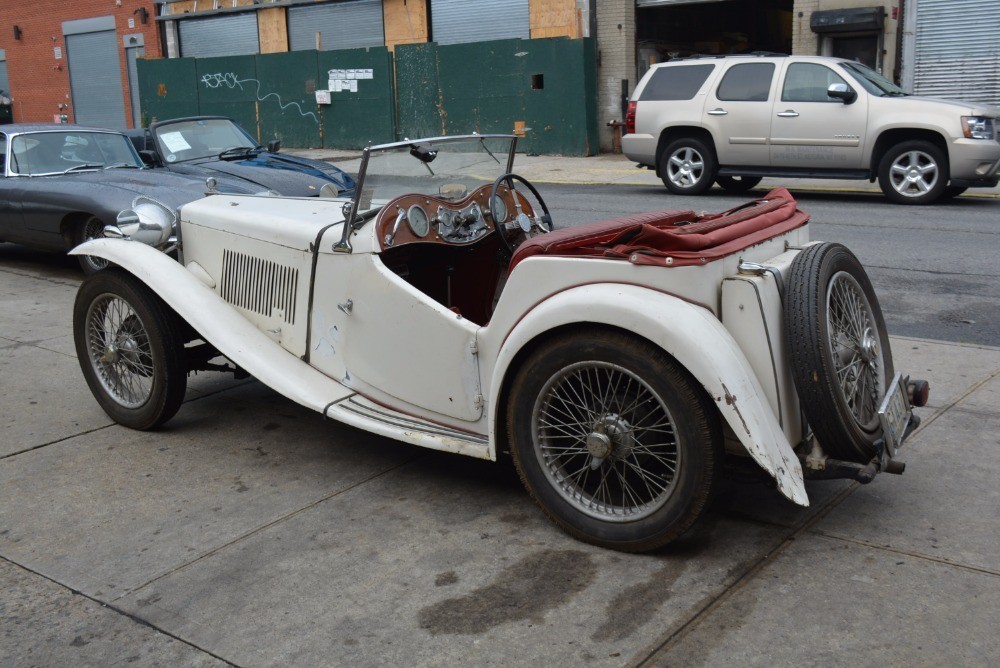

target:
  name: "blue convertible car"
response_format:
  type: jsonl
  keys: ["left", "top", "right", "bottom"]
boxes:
{"left": 128, "top": 116, "right": 356, "bottom": 198}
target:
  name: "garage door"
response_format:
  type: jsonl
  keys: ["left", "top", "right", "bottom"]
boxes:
{"left": 64, "top": 18, "right": 127, "bottom": 129}
{"left": 430, "top": 0, "right": 529, "bottom": 45}
{"left": 288, "top": 0, "right": 384, "bottom": 51}
{"left": 180, "top": 13, "right": 260, "bottom": 58}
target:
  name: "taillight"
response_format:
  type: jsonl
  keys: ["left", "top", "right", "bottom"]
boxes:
{"left": 625, "top": 101, "right": 637, "bottom": 135}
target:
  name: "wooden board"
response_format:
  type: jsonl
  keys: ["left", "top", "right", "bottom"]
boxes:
{"left": 257, "top": 7, "right": 288, "bottom": 54}
{"left": 530, "top": 0, "right": 581, "bottom": 39}
{"left": 383, "top": 0, "right": 428, "bottom": 52}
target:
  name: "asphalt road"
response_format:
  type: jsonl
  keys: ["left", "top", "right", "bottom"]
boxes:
{"left": 541, "top": 183, "right": 1000, "bottom": 347}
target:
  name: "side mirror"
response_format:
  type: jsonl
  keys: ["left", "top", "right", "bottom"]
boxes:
{"left": 266, "top": 139, "right": 281, "bottom": 153}
{"left": 827, "top": 83, "right": 857, "bottom": 104}
{"left": 138, "top": 150, "right": 159, "bottom": 167}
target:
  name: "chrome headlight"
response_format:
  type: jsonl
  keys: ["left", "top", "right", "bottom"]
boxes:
{"left": 961, "top": 116, "right": 995, "bottom": 140}
{"left": 109, "top": 195, "right": 178, "bottom": 249}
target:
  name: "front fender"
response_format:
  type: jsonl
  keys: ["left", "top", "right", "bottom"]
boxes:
{"left": 71, "top": 239, "right": 352, "bottom": 413}
{"left": 486, "top": 283, "right": 808, "bottom": 507}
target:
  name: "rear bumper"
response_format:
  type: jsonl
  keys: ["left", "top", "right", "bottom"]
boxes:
{"left": 621, "top": 134, "right": 657, "bottom": 166}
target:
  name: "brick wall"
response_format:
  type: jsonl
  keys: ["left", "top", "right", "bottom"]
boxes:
{"left": 791, "top": 0, "right": 821, "bottom": 56}
{"left": 595, "top": 0, "right": 635, "bottom": 152}
{"left": 0, "top": 0, "right": 162, "bottom": 127}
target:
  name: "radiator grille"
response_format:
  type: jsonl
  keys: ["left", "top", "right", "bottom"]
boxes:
{"left": 220, "top": 250, "right": 299, "bottom": 324}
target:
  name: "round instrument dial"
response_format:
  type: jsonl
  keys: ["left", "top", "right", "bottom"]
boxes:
{"left": 492, "top": 194, "right": 508, "bottom": 223}
{"left": 407, "top": 204, "right": 430, "bottom": 237}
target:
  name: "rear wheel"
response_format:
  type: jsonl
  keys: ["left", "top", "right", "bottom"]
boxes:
{"left": 74, "top": 270, "right": 187, "bottom": 430}
{"left": 507, "top": 330, "right": 722, "bottom": 552}
{"left": 715, "top": 175, "right": 762, "bottom": 193}
{"left": 785, "top": 243, "right": 893, "bottom": 462}
{"left": 659, "top": 137, "right": 716, "bottom": 195}
{"left": 877, "top": 140, "right": 947, "bottom": 205}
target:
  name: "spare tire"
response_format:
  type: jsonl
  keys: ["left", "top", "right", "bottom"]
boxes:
{"left": 784, "top": 243, "right": 893, "bottom": 463}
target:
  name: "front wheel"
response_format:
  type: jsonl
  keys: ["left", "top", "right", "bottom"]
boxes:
{"left": 877, "top": 140, "right": 947, "bottom": 205}
{"left": 659, "top": 138, "right": 716, "bottom": 195}
{"left": 74, "top": 270, "right": 187, "bottom": 430}
{"left": 506, "top": 330, "right": 723, "bottom": 552}
{"left": 785, "top": 243, "right": 894, "bottom": 463}
{"left": 74, "top": 216, "right": 111, "bottom": 274}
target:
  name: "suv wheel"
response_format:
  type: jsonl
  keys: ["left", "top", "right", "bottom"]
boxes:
{"left": 659, "top": 138, "right": 716, "bottom": 195}
{"left": 878, "top": 140, "right": 948, "bottom": 205}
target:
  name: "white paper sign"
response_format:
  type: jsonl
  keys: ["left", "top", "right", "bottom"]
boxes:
{"left": 315, "top": 90, "right": 331, "bottom": 104}
{"left": 160, "top": 131, "right": 192, "bottom": 153}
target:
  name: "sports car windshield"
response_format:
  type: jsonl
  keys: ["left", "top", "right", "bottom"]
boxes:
{"left": 349, "top": 135, "right": 517, "bottom": 218}
{"left": 152, "top": 118, "right": 258, "bottom": 163}
{"left": 9, "top": 131, "right": 144, "bottom": 176}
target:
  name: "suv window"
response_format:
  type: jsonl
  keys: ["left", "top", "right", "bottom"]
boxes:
{"left": 639, "top": 64, "right": 715, "bottom": 101}
{"left": 782, "top": 63, "right": 848, "bottom": 102}
{"left": 716, "top": 62, "right": 775, "bottom": 102}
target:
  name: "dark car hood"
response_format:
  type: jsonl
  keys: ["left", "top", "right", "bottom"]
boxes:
{"left": 173, "top": 152, "right": 356, "bottom": 197}
{"left": 64, "top": 169, "right": 253, "bottom": 209}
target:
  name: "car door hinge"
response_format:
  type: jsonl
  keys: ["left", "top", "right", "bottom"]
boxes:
{"left": 473, "top": 393, "right": 484, "bottom": 410}
{"left": 469, "top": 340, "right": 479, "bottom": 355}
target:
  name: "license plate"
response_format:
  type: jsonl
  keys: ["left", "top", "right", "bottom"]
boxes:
{"left": 878, "top": 373, "right": 911, "bottom": 458}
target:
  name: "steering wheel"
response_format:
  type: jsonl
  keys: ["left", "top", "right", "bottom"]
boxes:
{"left": 489, "top": 173, "right": 552, "bottom": 258}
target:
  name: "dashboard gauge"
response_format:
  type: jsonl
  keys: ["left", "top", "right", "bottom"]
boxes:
{"left": 491, "top": 194, "right": 508, "bottom": 223}
{"left": 407, "top": 204, "right": 430, "bottom": 237}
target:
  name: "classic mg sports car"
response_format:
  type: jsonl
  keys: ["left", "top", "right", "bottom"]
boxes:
{"left": 71, "top": 134, "right": 928, "bottom": 552}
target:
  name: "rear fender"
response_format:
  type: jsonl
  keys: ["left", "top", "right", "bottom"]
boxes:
{"left": 487, "top": 283, "right": 808, "bottom": 506}
{"left": 70, "top": 239, "right": 353, "bottom": 413}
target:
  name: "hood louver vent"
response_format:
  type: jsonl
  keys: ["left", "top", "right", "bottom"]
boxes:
{"left": 220, "top": 250, "right": 298, "bottom": 324}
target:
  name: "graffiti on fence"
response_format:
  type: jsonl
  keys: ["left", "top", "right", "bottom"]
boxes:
{"left": 200, "top": 72, "right": 318, "bottom": 123}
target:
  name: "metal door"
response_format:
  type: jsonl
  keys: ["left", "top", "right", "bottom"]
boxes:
{"left": 179, "top": 14, "right": 259, "bottom": 58}
{"left": 288, "top": 0, "right": 384, "bottom": 51}
{"left": 66, "top": 29, "right": 127, "bottom": 129}
{"left": 124, "top": 35, "right": 146, "bottom": 129}
{"left": 430, "top": 0, "right": 529, "bottom": 45}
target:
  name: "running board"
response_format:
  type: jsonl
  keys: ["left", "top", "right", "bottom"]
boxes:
{"left": 325, "top": 395, "right": 491, "bottom": 460}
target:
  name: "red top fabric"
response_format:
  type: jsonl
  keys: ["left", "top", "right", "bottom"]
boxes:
{"left": 510, "top": 187, "right": 809, "bottom": 269}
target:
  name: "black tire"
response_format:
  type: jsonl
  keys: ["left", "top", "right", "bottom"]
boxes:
{"left": 784, "top": 243, "right": 894, "bottom": 463}
{"left": 506, "top": 330, "right": 723, "bottom": 552}
{"left": 940, "top": 185, "right": 967, "bottom": 201}
{"left": 715, "top": 175, "right": 763, "bottom": 193}
{"left": 877, "top": 140, "right": 948, "bottom": 205}
{"left": 659, "top": 137, "right": 716, "bottom": 195}
{"left": 74, "top": 216, "right": 111, "bottom": 275}
{"left": 74, "top": 269, "right": 187, "bottom": 430}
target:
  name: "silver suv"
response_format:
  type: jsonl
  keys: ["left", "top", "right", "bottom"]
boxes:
{"left": 623, "top": 54, "right": 1000, "bottom": 204}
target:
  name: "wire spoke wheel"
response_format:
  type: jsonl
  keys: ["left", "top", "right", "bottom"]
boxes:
{"left": 77, "top": 216, "right": 110, "bottom": 273}
{"left": 786, "top": 243, "right": 894, "bottom": 462}
{"left": 532, "top": 361, "right": 681, "bottom": 522}
{"left": 86, "top": 295, "right": 155, "bottom": 408}
{"left": 826, "top": 271, "right": 885, "bottom": 431}
{"left": 74, "top": 270, "right": 187, "bottom": 430}
{"left": 508, "top": 330, "right": 721, "bottom": 552}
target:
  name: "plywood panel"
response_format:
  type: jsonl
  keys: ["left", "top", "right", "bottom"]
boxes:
{"left": 530, "top": 0, "right": 581, "bottom": 39}
{"left": 258, "top": 7, "right": 288, "bottom": 53}
{"left": 384, "top": 0, "right": 428, "bottom": 52}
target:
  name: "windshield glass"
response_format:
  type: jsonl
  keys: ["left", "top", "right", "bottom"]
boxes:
{"left": 840, "top": 61, "right": 908, "bottom": 96}
{"left": 152, "top": 118, "right": 257, "bottom": 163}
{"left": 348, "top": 135, "right": 516, "bottom": 218}
{"left": 9, "top": 130, "right": 144, "bottom": 176}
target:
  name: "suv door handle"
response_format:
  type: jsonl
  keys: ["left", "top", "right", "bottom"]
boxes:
{"left": 707, "top": 108, "right": 728, "bottom": 116}
{"left": 776, "top": 110, "right": 800, "bottom": 118}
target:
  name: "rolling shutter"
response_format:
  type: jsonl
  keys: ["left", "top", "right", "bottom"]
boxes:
{"left": 179, "top": 13, "right": 260, "bottom": 58}
{"left": 288, "top": 0, "right": 385, "bottom": 51}
{"left": 66, "top": 29, "right": 127, "bottom": 128}
{"left": 912, "top": 0, "right": 1000, "bottom": 105}
{"left": 430, "top": 0, "right": 529, "bottom": 45}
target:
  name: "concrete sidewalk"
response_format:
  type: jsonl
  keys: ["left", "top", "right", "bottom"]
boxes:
{"left": 1, "top": 225, "right": 998, "bottom": 664}
{"left": 287, "top": 147, "right": 1000, "bottom": 199}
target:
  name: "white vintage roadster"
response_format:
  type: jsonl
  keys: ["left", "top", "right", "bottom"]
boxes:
{"left": 72, "top": 135, "right": 927, "bottom": 552}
